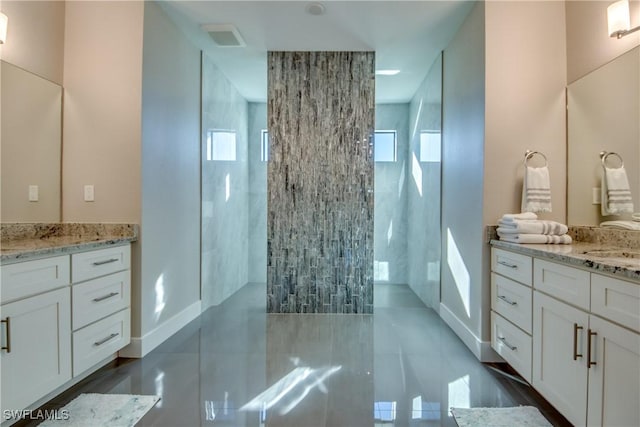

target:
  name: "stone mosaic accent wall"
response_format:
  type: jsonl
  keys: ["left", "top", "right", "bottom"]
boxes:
{"left": 267, "top": 51, "right": 375, "bottom": 314}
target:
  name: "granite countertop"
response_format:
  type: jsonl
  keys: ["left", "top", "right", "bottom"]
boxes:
{"left": 0, "top": 223, "right": 138, "bottom": 264}
{"left": 491, "top": 239, "right": 640, "bottom": 282}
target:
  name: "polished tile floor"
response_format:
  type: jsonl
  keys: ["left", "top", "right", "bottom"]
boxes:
{"left": 30, "top": 283, "right": 570, "bottom": 426}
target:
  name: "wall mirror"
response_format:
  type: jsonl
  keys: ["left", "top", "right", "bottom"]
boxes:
{"left": 1, "top": 60, "right": 62, "bottom": 222}
{"left": 567, "top": 46, "right": 639, "bottom": 226}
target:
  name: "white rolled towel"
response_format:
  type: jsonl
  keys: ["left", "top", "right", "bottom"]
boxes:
{"left": 498, "top": 234, "right": 572, "bottom": 244}
{"left": 497, "top": 220, "right": 568, "bottom": 235}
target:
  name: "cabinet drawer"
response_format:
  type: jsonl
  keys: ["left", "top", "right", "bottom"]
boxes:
{"left": 534, "top": 259, "right": 590, "bottom": 310}
{"left": 72, "top": 308, "right": 130, "bottom": 376}
{"left": 491, "top": 273, "right": 533, "bottom": 334}
{"left": 72, "top": 271, "right": 130, "bottom": 331}
{"left": 492, "top": 248, "right": 532, "bottom": 286}
{"left": 71, "top": 245, "right": 130, "bottom": 283}
{"left": 591, "top": 274, "right": 640, "bottom": 332}
{"left": 492, "top": 311, "right": 532, "bottom": 383}
{"left": 1, "top": 255, "right": 70, "bottom": 304}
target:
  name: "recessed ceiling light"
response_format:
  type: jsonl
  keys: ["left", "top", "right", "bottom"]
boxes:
{"left": 375, "top": 70, "right": 401, "bottom": 76}
{"left": 306, "top": 2, "right": 325, "bottom": 16}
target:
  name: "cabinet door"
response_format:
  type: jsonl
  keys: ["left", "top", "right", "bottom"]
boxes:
{"left": 533, "top": 291, "right": 589, "bottom": 426}
{"left": 0, "top": 287, "right": 71, "bottom": 413}
{"left": 587, "top": 316, "right": 640, "bottom": 427}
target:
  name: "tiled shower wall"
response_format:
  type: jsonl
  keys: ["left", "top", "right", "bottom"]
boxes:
{"left": 267, "top": 51, "right": 375, "bottom": 314}
{"left": 201, "top": 54, "right": 249, "bottom": 310}
{"left": 408, "top": 54, "right": 443, "bottom": 309}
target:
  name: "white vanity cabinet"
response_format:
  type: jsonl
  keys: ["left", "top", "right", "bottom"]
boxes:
{"left": 0, "top": 256, "right": 72, "bottom": 416}
{"left": 492, "top": 246, "right": 640, "bottom": 427}
{"left": 0, "top": 243, "right": 132, "bottom": 416}
{"left": 70, "top": 245, "right": 131, "bottom": 376}
{"left": 490, "top": 248, "right": 533, "bottom": 383}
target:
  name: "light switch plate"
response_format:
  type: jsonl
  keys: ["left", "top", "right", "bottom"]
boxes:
{"left": 84, "top": 185, "right": 95, "bottom": 202}
{"left": 592, "top": 187, "right": 601, "bottom": 204}
{"left": 28, "top": 185, "right": 38, "bottom": 202}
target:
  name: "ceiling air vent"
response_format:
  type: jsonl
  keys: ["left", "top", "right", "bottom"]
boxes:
{"left": 201, "top": 24, "right": 246, "bottom": 48}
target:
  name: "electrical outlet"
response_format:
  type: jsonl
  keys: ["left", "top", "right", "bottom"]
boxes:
{"left": 28, "top": 185, "right": 38, "bottom": 202}
{"left": 84, "top": 185, "right": 95, "bottom": 202}
{"left": 592, "top": 187, "right": 601, "bottom": 205}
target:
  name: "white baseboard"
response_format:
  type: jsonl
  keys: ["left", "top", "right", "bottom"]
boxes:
{"left": 119, "top": 300, "right": 201, "bottom": 358}
{"left": 439, "top": 302, "right": 502, "bottom": 362}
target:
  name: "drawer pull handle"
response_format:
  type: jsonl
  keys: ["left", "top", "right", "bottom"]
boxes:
{"left": 497, "top": 295, "right": 517, "bottom": 306}
{"left": 573, "top": 323, "right": 583, "bottom": 360}
{"left": 94, "top": 333, "right": 119, "bottom": 347}
{"left": 92, "top": 292, "right": 120, "bottom": 303}
{"left": 498, "top": 336, "right": 517, "bottom": 351}
{"left": 497, "top": 260, "right": 518, "bottom": 269}
{"left": 587, "top": 329, "right": 597, "bottom": 369}
{"left": 1, "top": 317, "right": 11, "bottom": 353}
{"left": 92, "top": 258, "right": 119, "bottom": 266}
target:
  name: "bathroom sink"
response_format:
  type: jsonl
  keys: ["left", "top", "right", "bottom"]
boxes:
{"left": 583, "top": 250, "right": 640, "bottom": 259}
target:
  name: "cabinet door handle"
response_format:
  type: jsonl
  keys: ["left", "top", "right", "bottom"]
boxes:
{"left": 497, "top": 295, "right": 517, "bottom": 306}
{"left": 497, "top": 260, "right": 518, "bottom": 269}
{"left": 498, "top": 336, "right": 517, "bottom": 351}
{"left": 1, "top": 317, "right": 11, "bottom": 353}
{"left": 94, "top": 333, "right": 119, "bottom": 347}
{"left": 92, "top": 258, "right": 119, "bottom": 266}
{"left": 92, "top": 292, "right": 120, "bottom": 303}
{"left": 587, "top": 329, "right": 597, "bottom": 368}
{"left": 573, "top": 323, "right": 583, "bottom": 360}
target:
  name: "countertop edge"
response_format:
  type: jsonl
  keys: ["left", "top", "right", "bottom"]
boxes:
{"left": 490, "top": 239, "right": 640, "bottom": 282}
{"left": 1, "top": 236, "right": 137, "bottom": 265}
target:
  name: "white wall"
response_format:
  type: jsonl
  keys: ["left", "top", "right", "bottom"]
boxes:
{"left": 0, "top": 0, "right": 65, "bottom": 85}
{"left": 484, "top": 1, "right": 567, "bottom": 226}
{"left": 62, "top": 1, "right": 143, "bottom": 223}
{"left": 440, "top": 1, "right": 488, "bottom": 360}
{"left": 566, "top": 0, "right": 640, "bottom": 83}
{"left": 128, "top": 0, "right": 201, "bottom": 356}
{"left": 441, "top": 1, "right": 567, "bottom": 361}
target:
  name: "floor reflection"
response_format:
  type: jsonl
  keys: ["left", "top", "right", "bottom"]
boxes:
{"left": 22, "top": 283, "right": 570, "bottom": 427}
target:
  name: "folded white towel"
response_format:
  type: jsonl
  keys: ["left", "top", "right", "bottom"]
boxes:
{"left": 522, "top": 166, "right": 552, "bottom": 213}
{"left": 497, "top": 220, "right": 568, "bottom": 235}
{"left": 599, "top": 220, "right": 640, "bottom": 231}
{"left": 498, "top": 233, "right": 572, "bottom": 244}
{"left": 633, "top": 213, "right": 640, "bottom": 222}
{"left": 499, "top": 212, "right": 538, "bottom": 224}
{"left": 601, "top": 166, "right": 634, "bottom": 215}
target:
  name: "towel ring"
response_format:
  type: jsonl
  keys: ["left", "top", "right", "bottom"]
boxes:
{"left": 600, "top": 151, "right": 624, "bottom": 168}
{"left": 524, "top": 150, "right": 548, "bottom": 167}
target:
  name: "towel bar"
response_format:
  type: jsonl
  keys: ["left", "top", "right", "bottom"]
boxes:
{"left": 524, "top": 150, "right": 548, "bottom": 167}
{"left": 600, "top": 151, "right": 624, "bottom": 168}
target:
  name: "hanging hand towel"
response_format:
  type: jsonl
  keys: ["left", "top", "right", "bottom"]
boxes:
{"left": 601, "top": 166, "right": 634, "bottom": 215}
{"left": 522, "top": 166, "right": 552, "bottom": 213}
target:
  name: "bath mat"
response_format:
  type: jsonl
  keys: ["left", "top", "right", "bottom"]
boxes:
{"left": 451, "top": 406, "right": 552, "bottom": 427}
{"left": 38, "top": 393, "right": 160, "bottom": 427}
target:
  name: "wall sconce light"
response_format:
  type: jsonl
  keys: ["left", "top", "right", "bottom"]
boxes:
{"left": 608, "top": 0, "right": 640, "bottom": 38}
{"left": 0, "top": 13, "right": 7, "bottom": 44}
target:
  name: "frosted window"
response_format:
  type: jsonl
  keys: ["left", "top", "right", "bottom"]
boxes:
{"left": 207, "top": 130, "right": 236, "bottom": 161}
{"left": 419, "top": 131, "right": 441, "bottom": 163}
{"left": 261, "top": 129, "right": 269, "bottom": 162}
{"left": 374, "top": 131, "right": 397, "bottom": 162}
